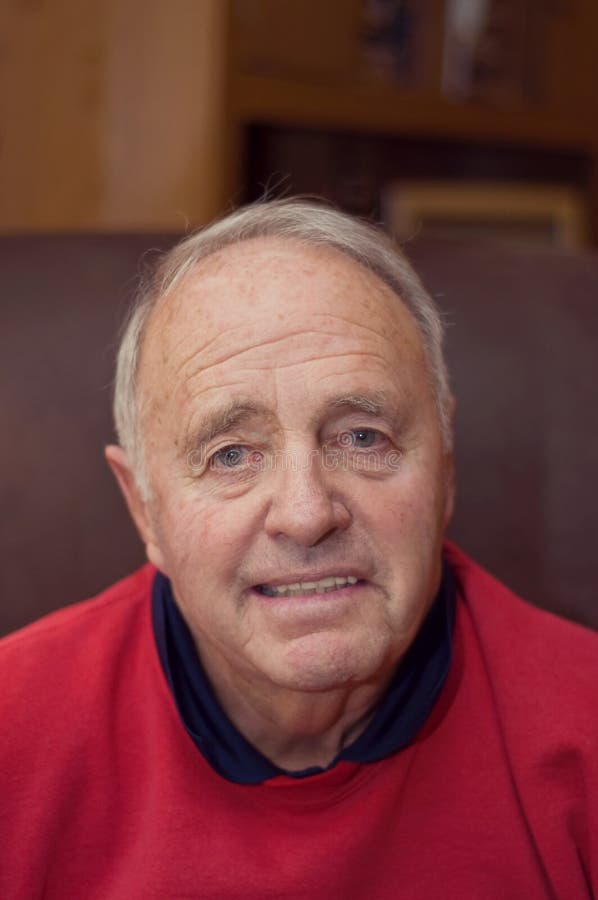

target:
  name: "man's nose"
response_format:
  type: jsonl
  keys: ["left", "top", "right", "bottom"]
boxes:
{"left": 264, "top": 451, "right": 352, "bottom": 547}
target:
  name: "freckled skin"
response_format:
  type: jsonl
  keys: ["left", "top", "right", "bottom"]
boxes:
{"left": 112, "top": 237, "right": 455, "bottom": 768}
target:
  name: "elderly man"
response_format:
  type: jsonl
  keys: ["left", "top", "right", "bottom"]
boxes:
{"left": 1, "top": 200, "right": 597, "bottom": 898}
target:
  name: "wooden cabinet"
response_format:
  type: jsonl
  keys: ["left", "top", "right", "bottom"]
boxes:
{"left": 229, "top": 0, "right": 598, "bottom": 241}
{"left": 1, "top": 0, "right": 597, "bottom": 236}
{"left": 229, "top": 1, "right": 598, "bottom": 142}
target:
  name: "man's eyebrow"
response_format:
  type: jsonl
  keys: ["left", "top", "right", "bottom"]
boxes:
{"left": 185, "top": 401, "right": 268, "bottom": 449}
{"left": 330, "top": 392, "right": 391, "bottom": 416}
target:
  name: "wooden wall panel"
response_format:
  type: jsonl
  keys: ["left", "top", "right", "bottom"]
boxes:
{"left": 99, "top": 0, "right": 230, "bottom": 229}
{"left": 0, "top": 0, "right": 230, "bottom": 232}
{"left": 0, "top": 0, "right": 104, "bottom": 230}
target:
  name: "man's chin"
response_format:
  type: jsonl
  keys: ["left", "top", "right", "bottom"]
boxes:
{"left": 261, "top": 631, "right": 391, "bottom": 694}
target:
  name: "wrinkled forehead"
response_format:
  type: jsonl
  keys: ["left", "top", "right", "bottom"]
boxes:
{"left": 137, "top": 237, "right": 426, "bottom": 396}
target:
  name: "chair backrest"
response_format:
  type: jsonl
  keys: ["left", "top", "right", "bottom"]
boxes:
{"left": 0, "top": 235, "right": 176, "bottom": 635}
{"left": 1, "top": 233, "right": 597, "bottom": 634}
{"left": 409, "top": 237, "right": 598, "bottom": 629}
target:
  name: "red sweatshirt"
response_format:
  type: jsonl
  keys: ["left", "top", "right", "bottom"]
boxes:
{"left": 1, "top": 545, "right": 597, "bottom": 899}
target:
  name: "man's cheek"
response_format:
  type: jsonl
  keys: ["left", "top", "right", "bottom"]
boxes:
{"left": 167, "top": 502, "right": 246, "bottom": 568}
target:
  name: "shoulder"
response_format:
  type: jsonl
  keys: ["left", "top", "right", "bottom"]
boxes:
{"left": 1, "top": 565, "right": 157, "bottom": 709}
{"left": 444, "top": 545, "right": 598, "bottom": 876}
{"left": 445, "top": 541, "right": 598, "bottom": 658}
{"left": 444, "top": 541, "right": 598, "bottom": 732}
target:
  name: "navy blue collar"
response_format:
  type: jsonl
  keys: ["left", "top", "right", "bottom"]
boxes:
{"left": 152, "top": 565, "right": 455, "bottom": 785}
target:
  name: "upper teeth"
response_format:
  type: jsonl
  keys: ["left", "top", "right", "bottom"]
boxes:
{"left": 259, "top": 575, "right": 358, "bottom": 598}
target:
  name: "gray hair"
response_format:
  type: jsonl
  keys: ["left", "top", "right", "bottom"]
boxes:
{"left": 113, "top": 198, "right": 452, "bottom": 497}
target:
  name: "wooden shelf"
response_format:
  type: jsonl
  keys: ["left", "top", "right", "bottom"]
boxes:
{"left": 231, "top": 74, "right": 598, "bottom": 152}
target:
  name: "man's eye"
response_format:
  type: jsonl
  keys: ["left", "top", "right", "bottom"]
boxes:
{"left": 210, "top": 445, "right": 248, "bottom": 469}
{"left": 340, "top": 429, "right": 382, "bottom": 449}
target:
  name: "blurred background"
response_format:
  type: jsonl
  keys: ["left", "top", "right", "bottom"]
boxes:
{"left": 1, "top": 0, "right": 598, "bottom": 635}
{"left": 2, "top": 0, "right": 598, "bottom": 241}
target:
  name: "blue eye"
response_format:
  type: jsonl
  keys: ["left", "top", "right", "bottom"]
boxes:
{"left": 344, "top": 429, "right": 379, "bottom": 448}
{"left": 353, "top": 429, "right": 376, "bottom": 447}
{"left": 211, "top": 445, "right": 247, "bottom": 468}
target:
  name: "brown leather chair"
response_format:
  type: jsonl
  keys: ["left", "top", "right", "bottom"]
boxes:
{"left": 1, "top": 233, "right": 597, "bottom": 635}
{"left": 410, "top": 237, "right": 598, "bottom": 628}
{"left": 0, "top": 235, "right": 175, "bottom": 635}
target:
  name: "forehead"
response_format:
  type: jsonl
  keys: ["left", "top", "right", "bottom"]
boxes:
{"left": 138, "top": 238, "right": 428, "bottom": 420}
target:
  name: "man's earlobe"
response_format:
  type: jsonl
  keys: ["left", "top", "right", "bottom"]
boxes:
{"left": 104, "top": 445, "right": 166, "bottom": 572}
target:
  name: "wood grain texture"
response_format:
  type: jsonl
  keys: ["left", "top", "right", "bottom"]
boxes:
{"left": 0, "top": 0, "right": 103, "bottom": 229}
{"left": 1, "top": 0, "right": 598, "bottom": 231}
{"left": 0, "top": 0, "right": 230, "bottom": 231}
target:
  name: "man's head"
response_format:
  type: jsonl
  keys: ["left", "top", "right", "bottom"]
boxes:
{"left": 106, "top": 199, "right": 455, "bottom": 699}
{"left": 112, "top": 200, "right": 452, "bottom": 497}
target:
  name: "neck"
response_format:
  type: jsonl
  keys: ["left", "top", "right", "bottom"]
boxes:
{"left": 199, "top": 656, "right": 392, "bottom": 772}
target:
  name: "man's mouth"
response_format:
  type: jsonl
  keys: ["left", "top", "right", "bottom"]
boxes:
{"left": 256, "top": 575, "right": 359, "bottom": 598}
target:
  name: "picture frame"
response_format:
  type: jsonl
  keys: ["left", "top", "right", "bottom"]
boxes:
{"left": 382, "top": 179, "right": 588, "bottom": 249}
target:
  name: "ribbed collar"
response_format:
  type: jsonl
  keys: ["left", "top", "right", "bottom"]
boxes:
{"left": 153, "top": 564, "right": 455, "bottom": 785}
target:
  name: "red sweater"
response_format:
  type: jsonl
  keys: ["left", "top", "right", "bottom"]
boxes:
{"left": 2, "top": 545, "right": 597, "bottom": 899}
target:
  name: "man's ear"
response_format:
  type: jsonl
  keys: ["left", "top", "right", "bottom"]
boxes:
{"left": 104, "top": 445, "right": 167, "bottom": 572}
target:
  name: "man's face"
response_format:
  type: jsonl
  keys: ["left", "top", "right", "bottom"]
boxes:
{"left": 136, "top": 238, "right": 454, "bottom": 696}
